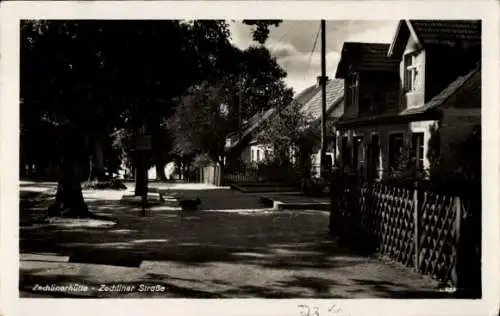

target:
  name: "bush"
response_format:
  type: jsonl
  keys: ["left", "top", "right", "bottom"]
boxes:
{"left": 192, "top": 153, "right": 214, "bottom": 168}
{"left": 82, "top": 179, "right": 127, "bottom": 190}
{"left": 302, "top": 177, "right": 329, "bottom": 196}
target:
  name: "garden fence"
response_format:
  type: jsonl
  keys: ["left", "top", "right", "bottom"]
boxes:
{"left": 334, "top": 180, "right": 481, "bottom": 293}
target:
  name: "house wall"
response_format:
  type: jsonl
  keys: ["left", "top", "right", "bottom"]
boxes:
{"left": 248, "top": 144, "right": 270, "bottom": 163}
{"left": 358, "top": 71, "right": 400, "bottom": 116}
{"left": 239, "top": 146, "right": 252, "bottom": 164}
{"left": 343, "top": 73, "right": 359, "bottom": 120}
{"left": 338, "top": 120, "right": 437, "bottom": 180}
{"left": 400, "top": 36, "right": 426, "bottom": 110}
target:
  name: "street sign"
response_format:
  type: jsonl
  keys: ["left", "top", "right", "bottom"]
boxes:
{"left": 134, "top": 135, "right": 152, "bottom": 151}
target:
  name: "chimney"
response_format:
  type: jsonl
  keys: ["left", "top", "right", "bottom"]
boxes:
{"left": 317, "top": 75, "right": 329, "bottom": 87}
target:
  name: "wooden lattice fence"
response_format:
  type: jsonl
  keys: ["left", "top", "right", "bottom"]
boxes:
{"left": 337, "top": 181, "right": 480, "bottom": 291}
{"left": 359, "top": 184, "right": 417, "bottom": 267}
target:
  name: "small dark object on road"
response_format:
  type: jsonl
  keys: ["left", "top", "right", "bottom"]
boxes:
{"left": 179, "top": 197, "right": 201, "bottom": 211}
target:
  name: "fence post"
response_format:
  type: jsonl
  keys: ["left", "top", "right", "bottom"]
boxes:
{"left": 451, "top": 196, "right": 462, "bottom": 287}
{"left": 413, "top": 181, "right": 419, "bottom": 271}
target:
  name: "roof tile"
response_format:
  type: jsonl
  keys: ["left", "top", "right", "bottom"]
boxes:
{"left": 301, "top": 79, "right": 344, "bottom": 119}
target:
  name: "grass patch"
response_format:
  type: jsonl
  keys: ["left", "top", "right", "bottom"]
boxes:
{"left": 82, "top": 179, "right": 127, "bottom": 190}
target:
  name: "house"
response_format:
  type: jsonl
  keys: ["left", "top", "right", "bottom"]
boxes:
{"left": 224, "top": 80, "right": 323, "bottom": 165}
{"left": 228, "top": 77, "right": 344, "bottom": 174}
{"left": 299, "top": 77, "right": 344, "bottom": 177}
{"left": 224, "top": 107, "right": 276, "bottom": 165}
{"left": 335, "top": 20, "right": 481, "bottom": 181}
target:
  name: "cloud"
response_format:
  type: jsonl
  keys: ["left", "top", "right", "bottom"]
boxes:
{"left": 228, "top": 20, "right": 254, "bottom": 50}
{"left": 228, "top": 20, "right": 399, "bottom": 95}
{"left": 277, "top": 51, "right": 341, "bottom": 77}
{"left": 345, "top": 21, "right": 399, "bottom": 43}
{"left": 267, "top": 41, "right": 297, "bottom": 59}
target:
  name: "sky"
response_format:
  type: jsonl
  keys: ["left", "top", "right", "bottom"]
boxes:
{"left": 228, "top": 20, "right": 399, "bottom": 95}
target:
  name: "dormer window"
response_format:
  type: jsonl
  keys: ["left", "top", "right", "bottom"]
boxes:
{"left": 348, "top": 72, "right": 359, "bottom": 106}
{"left": 404, "top": 53, "right": 419, "bottom": 92}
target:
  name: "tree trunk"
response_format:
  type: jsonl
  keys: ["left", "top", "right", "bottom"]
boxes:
{"left": 134, "top": 153, "right": 148, "bottom": 196}
{"left": 48, "top": 159, "right": 89, "bottom": 217}
{"left": 155, "top": 161, "right": 167, "bottom": 181}
{"left": 89, "top": 135, "right": 107, "bottom": 181}
{"left": 48, "top": 127, "right": 92, "bottom": 217}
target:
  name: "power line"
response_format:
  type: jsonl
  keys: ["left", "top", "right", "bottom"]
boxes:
{"left": 267, "top": 21, "right": 303, "bottom": 51}
{"left": 266, "top": 22, "right": 301, "bottom": 74}
{"left": 305, "top": 23, "right": 321, "bottom": 81}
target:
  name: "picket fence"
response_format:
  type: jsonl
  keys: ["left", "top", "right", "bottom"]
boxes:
{"left": 223, "top": 164, "right": 302, "bottom": 185}
{"left": 337, "top": 181, "right": 480, "bottom": 289}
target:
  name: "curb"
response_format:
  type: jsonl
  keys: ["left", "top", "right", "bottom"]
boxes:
{"left": 230, "top": 183, "right": 300, "bottom": 194}
{"left": 259, "top": 196, "right": 330, "bottom": 210}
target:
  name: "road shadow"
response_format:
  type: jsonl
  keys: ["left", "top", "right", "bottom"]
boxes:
{"left": 349, "top": 278, "right": 455, "bottom": 299}
{"left": 20, "top": 185, "right": 445, "bottom": 298}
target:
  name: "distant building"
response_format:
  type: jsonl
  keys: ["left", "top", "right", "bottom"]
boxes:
{"left": 224, "top": 76, "right": 344, "bottom": 178}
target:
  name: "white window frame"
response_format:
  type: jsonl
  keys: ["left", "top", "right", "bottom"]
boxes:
{"left": 410, "top": 131, "right": 425, "bottom": 171}
{"left": 404, "top": 53, "right": 419, "bottom": 92}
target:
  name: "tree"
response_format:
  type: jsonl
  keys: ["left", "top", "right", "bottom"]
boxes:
{"left": 21, "top": 20, "right": 116, "bottom": 217}
{"left": 242, "top": 20, "right": 281, "bottom": 44}
{"left": 21, "top": 19, "right": 284, "bottom": 216}
{"left": 21, "top": 20, "right": 222, "bottom": 215}
{"left": 257, "top": 99, "right": 313, "bottom": 169}
{"left": 168, "top": 78, "right": 239, "bottom": 168}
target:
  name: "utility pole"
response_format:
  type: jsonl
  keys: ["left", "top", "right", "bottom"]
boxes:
{"left": 320, "top": 19, "right": 327, "bottom": 178}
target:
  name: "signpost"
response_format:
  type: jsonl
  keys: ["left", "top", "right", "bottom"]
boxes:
{"left": 134, "top": 134, "right": 152, "bottom": 216}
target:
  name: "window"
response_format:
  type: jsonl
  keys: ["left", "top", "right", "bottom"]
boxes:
{"left": 219, "top": 103, "right": 229, "bottom": 117}
{"left": 389, "top": 133, "right": 405, "bottom": 170}
{"left": 251, "top": 149, "right": 255, "bottom": 162}
{"left": 411, "top": 133, "right": 425, "bottom": 171}
{"left": 404, "top": 53, "right": 419, "bottom": 92}
{"left": 348, "top": 72, "right": 359, "bottom": 106}
{"left": 256, "top": 149, "right": 260, "bottom": 162}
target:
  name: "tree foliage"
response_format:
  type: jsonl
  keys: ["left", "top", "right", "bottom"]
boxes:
{"left": 242, "top": 20, "right": 281, "bottom": 44}
{"left": 20, "top": 19, "right": 288, "bottom": 215}
{"left": 256, "top": 100, "right": 314, "bottom": 166}
{"left": 168, "top": 77, "right": 241, "bottom": 165}
{"left": 168, "top": 43, "right": 293, "bottom": 167}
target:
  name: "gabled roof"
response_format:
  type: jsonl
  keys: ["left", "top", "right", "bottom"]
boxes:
{"left": 295, "top": 84, "right": 322, "bottom": 106}
{"left": 388, "top": 20, "right": 482, "bottom": 58}
{"left": 225, "top": 82, "right": 321, "bottom": 152}
{"left": 401, "top": 65, "right": 480, "bottom": 115}
{"left": 226, "top": 80, "right": 343, "bottom": 151}
{"left": 300, "top": 79, "right": 344, "bottom": 120}
{"left": 225, "top": 107, "right": 276, "bottom": 150}
{"left": 338, "top": 65, "right": 480, "bottom": 127}
{"left": 335, "top": 42, "right": 399, "bottom": 78}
